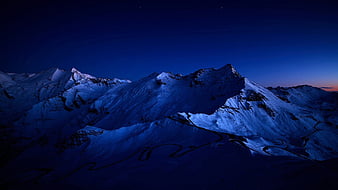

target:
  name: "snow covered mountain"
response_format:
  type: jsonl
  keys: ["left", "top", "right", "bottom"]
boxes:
{"left": 1, "top": 65, "right": 337, "bottom": 189}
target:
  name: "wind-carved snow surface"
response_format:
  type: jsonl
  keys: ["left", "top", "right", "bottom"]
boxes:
{"left": 0, "top": 65, "right": 337, "bottom": 189}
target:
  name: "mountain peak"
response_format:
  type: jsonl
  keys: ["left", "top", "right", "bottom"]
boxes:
{"left": 218, "top": 64, "right": 241, "bottom": 77}
{"left": 71, "top": 67, "right": 83, "bottom": 74}
{"left": 70, "top": 67, "right": 96, "bottom": 81}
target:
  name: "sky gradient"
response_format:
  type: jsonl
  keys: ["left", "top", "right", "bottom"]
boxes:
{"left": 3, "top": 0, "right": 338, "bottom": 90}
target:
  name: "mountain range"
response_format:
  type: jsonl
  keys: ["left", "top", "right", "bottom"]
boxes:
{"left": 1, "top": 65, "right": 337, "bottom": 190}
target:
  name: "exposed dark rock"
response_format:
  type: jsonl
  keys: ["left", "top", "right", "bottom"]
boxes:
{"left": 258, "top": 103, "right": 275, "bottom": 117}
{"left": 277, "top": 95, "right": 290, "bottom": 103}
{"left": 3, "top": 90, "right": 15, "bottom": 99}
{"left": 245, "top": 90, "right": 267, "bottom": 101}
{"left": 289, "top": 113, "right": 299, "bottom": 120}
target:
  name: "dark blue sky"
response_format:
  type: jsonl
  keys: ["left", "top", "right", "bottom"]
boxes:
{"left": 3, "top": 0, "right": 338, "bottom": 90}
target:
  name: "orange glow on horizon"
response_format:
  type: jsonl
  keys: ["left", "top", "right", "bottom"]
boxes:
{"left": 318, "top": 85, "right": 338, "bottom": 92}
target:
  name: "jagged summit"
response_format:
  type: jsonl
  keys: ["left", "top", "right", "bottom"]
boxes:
{"left": 71, "top": 67, "right": 80, "bottom": 73}
{"left": 218, "top": 64, "right": 241, "bottom": 77}
{"left": 70, "top": 67, "right": 96, "bottom": 81}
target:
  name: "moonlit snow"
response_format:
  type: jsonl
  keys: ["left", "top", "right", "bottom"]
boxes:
{"left": 1, "top": 65, "right": 337, "bottom": 189}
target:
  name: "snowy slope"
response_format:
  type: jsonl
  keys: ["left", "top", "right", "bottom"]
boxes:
{"left": 0, "top": 68, "right": 72, "bottom": 125}
{"left": 0, "top": 68, "right": 130, "bottom": 163}
{"left": 1, "top": 65, "right": 337, "bottom": 189}
{"left": 182, "top": 79, "right": 338, "bottom": 160}
{"left": 91, "top": 65, "right": 244, "bottom": 130}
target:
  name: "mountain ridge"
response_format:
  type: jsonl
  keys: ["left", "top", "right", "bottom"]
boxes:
{"left": 1, "top": 64, "right": 337, "bottom": 189}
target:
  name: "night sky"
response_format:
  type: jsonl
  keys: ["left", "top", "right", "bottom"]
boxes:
{"left": 3, "top": 0, "right": 338, "bottom": 90}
